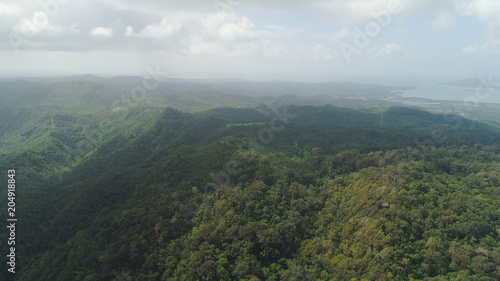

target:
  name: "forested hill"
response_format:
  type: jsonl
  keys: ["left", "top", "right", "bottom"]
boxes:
{"left": 2, "top": 103, "right": 500, "bottom": 280}
{"left": 1, "top": 104, "right": 497, "bottom": 187}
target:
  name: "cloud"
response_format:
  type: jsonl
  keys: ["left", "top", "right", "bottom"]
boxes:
{"left": 183, "top": 40, "right": 222, "bottom": 56}
{"left": 259, "top": 25, "right": 300, "bottom": 38}
{"left": 1, "top": 2, "right": 274, "bottom": 56}
{"left": 124, "top": 26, "right": 133, "bottom": 36}
{"left": 13, "top": 11, "right": 63, "bottom": 36}
{"left": 219, "top": 17, "right": 257, "bottom": 41}
{"left": 0, "top": 2, "right": 22, "bottom": 16}
{"left": 0, "top": 0, "right": 496, "bottom": 80}
{"left": 322, "top": 0, "right": 399, "bottom": 22}
{"left": 329, "top": 26, "right": 356, "bottom": 43}
{"left": 460, "top": 44, "right": 488, "bottom": 54}
{"left": 128, "top": 11, "right": 266, "bottom": 56}
{"left": 460, "top": 44, "right": 479, "bottom": 54}
{"left": 100, "top": 0, "right": 449, "bottom": 24}
{"left": 138, "top": 17, "right": 182, "bottom": 38}
{"left": 463, "top": 0, "right": 500, "bottom": 23}
{"left": 462, "top": 0, "right": 500, "bottom": 43}
{"left": 90, "top": 27, "right": 113, "bottom": 37}
{"left": 378, "top": 43, "right": 407, "bottom": 59}
{"left": 431, "top": 11, "right": 456, "bottom": 29}
{"left": 310, "top": 44, "right": 340, "bottom": 60}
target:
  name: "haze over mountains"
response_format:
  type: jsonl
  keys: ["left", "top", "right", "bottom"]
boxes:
{"left": 2, "top": 74, "right": 499, "bottom": 103}
{"left": 2, "top": 74, "right": 416, "bottom": 96}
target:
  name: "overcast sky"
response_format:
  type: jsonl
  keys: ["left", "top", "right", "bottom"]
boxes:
{"left": 0, "top": 0, "right": 499, "bottom": 82}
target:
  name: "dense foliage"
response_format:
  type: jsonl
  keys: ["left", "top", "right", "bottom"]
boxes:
{"left": 1, "top": 84, "right": 500, "bottom": 280}
{"left": 13, "top": 143, "right": 500, "bottom": 280}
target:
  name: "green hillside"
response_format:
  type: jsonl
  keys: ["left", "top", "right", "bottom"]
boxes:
{"left": 1, "top": 79, "right": 500, "bottom": 280}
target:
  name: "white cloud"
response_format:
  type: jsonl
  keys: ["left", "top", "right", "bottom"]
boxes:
{"left": 310, "top": 44, "right": 339, "bottom": 60}
{"left": 463, "top": 0, "right": 500, "bottom": 42}
{"left": 460, "top": 44, "right": 479, "bottom": 54}
{"left": 0, "top": 0, "right": 496, "bottom": 80}
{"left": 431, "top": 11, "right": 456, "bottom": 29}
{"left": 138, "top": 17, "right": 182, "bottom": 38}
{"left": 14, "top": 11, "right": 62, "bottom": 36}
{"left": 272, "top": 0, "right": 449, "bottom": 23}
{"left": 99, "top": 0, "right": 449, "bottom": 24}
{"left": 379, "top": 43, "right": 407, "bottom": 59}
{"left": 124, "top": 26, "right": 133, "bottom": 36}
{"left": 329, "top": 26, "right": 356, "bottom": 43}
{"left": 202, "top": 11, "right": 237, "bottom": 31}
{"left": 327, "top": 0, "right": 398, "bottom": 21}
{"left": 259, "top": 25, "right": 300, "bottom": 37}
{"left": 463, "top": 0, "right": 500, "bottom": 23}
{"left": 219, "top": 17, "right": 257, "bottom": 42}
{"left": 129, "top": 11, "right": 271, "bottom": 57}
{"left": 0, "top": 2, "right": 22, "bottom": 16}
{"left": 90, "top": 27, "right": 113, "bottom": 37}
{"left": 460, "top": 44, "right": 488, "bottom": 54}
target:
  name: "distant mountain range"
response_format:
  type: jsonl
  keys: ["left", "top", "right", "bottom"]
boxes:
{"left": 0, "top": 74, "right": 416, "bottom": 98}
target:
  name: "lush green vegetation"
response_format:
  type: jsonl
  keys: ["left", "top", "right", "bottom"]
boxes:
{"left": 1, "top": 79, "right": 500, "bottom": 280}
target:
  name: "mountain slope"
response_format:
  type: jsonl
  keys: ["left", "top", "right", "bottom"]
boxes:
{"left": 2, "top": 104, "right": 500, "bottom": 280}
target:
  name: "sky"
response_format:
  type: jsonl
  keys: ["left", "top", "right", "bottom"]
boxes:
{"left": 0, "top": 0, "right": 499, "bottom": 83}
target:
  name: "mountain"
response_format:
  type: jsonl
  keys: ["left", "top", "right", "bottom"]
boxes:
{"left": 1, "top": 78, "right": 500, "bottom": 280}
{"left": 0, "top": 74, "right": 106, "bottom": 84}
